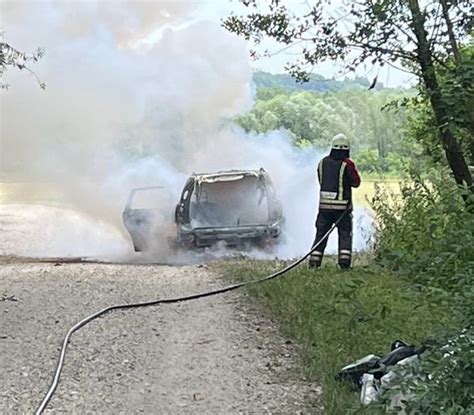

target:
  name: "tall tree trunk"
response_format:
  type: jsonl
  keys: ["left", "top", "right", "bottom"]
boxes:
{"left": 440, "top": 0, "right": 474, "bottom": 164}
{"left": 439, "top": 0, "right": 462, "bottom": 64}
{"left": 407, "top": 0, "right": 473, "bottom": 197}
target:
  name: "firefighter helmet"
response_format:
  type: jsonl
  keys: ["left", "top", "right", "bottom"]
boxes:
{"left": 331, "top": 134, "right": 350, "bottom": 150}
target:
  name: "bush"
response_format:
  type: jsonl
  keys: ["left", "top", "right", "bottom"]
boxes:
{"left": 372, "top": 167, "right": 474, "bottom": 413}
{"left": 355, "top": 150, "right": 410, "bottom": 176}
{"left": 399, "top": 330, "right": 473, "bottom": 414}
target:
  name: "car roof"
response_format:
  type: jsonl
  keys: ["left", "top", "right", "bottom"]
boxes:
{"left": 192, "top": 169, "right": 266, "bottom": 184}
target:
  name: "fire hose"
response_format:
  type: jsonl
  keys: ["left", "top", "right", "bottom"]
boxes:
{"left": 35, "top": 207, "right": 349, "bottom": 414}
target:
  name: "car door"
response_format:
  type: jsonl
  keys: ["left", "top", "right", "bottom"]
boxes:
{"left": 122, "top": 186, "right": 171, "bottom": 252}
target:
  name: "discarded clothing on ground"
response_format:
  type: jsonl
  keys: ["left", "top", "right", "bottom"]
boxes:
{"left": 337, "top": 340, "right": 426, "bottom": 406}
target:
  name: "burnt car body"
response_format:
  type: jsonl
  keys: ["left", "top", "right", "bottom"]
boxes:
{"left": 174, "top": 168, "right": 283, "bottom": 248}
{"left": 123, "top": 168, "right": 283, "bottom": 251}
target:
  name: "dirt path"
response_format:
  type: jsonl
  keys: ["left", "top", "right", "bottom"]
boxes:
{"left": 0, "top": 257, "right": 320, "bottom": 414}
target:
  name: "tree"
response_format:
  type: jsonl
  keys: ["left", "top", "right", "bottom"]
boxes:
{"left": 0, "top": 34, "right": 45, "bottom": 89}
{"left": 237, "top": 86, "right": 408, "bottom": 171}
{"left": 404, "top": 41, "right": 474, "bottom": 169}
{"left": 224, "top": 0, "right": 473, "bottom": 196}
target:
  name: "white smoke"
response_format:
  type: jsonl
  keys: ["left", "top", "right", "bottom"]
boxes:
{"left": 0, "top": 1, "right": 372, "bottom": 261}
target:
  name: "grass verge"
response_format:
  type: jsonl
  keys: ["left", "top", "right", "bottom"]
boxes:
{"left": 217, "top": 257, "right": 453, "bottom": 414}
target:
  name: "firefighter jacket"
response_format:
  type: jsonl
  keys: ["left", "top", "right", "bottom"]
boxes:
{"left": 317, "top": 156, "right": 361, "bottom": 211}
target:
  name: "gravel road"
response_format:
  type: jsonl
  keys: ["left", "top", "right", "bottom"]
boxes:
{"left": 0, "top": 206, "right": 321, "bottom": 414}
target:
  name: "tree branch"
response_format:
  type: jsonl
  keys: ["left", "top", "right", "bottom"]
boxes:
{"left": 349, "top": 42, "right": 417, "bottom": 61}
{"left": 439, "top": 0, "right": 462, "bottom": 63}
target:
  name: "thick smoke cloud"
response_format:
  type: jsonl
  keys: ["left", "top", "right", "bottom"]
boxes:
{"left": 0, "top": 0, "right": 372, "bottom": 261}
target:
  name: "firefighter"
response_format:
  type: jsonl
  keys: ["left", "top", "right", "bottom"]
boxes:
{"left": 309, "top": 133, "right": 361, "bottom": 269}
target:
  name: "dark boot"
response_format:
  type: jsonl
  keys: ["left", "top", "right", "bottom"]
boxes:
{"left": 339, "top": 262, "right": 351, "bottom": 270}
{"left": 309, "top": 251, "right": 323, "bottom": 268}
{"left": 309, "top": 259, "right": 321, "bottom": 268}
{"left": 337, "top": 212, "right": 353, "bottom": 270}
{"left": 338, "top": 249, "right": 352, "bottom": 269}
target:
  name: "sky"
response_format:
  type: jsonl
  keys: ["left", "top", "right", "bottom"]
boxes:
{"left": 199, "top": 0, "right": 415, "bottom": 88}
{"left": 0, "top": 0, "right": 415, "bottom": 88}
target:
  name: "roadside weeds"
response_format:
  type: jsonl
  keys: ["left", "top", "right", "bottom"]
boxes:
{"left": 216, "top": 257, "right": 453, "bottom": 414}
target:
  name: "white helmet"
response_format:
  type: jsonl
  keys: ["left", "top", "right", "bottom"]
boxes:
{"left": 331, "top": 133, "right": 350, "bottom": 150}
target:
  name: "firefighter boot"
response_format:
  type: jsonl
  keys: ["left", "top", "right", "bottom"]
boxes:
{"left": 338, "top": 249, "right": 351, "bottom": 269}
{"left": 309, "top": 251, "right": 323, "bottom": 268}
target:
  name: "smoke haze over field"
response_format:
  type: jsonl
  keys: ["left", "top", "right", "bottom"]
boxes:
{"left": 0, "top": 0, "right": 372, "bottom": 261}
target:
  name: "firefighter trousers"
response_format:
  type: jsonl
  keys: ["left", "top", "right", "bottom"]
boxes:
{"left": 309, "top": 209, "right": 352, "bottom": 268}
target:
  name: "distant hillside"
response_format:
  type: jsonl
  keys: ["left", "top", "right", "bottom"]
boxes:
{"left": 252, "top": 71, "right": 383, "bottom": 93}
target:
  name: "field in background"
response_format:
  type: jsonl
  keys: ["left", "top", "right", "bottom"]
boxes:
{"left": 353, "top": 178, "right": 401, "bottom": 210}
{"left": 1, "top": 178, "right": 401, "bottom": 207}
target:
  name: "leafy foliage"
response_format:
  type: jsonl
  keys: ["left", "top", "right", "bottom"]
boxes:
{"left": 408, "top": 40, "right": 474, "bottom": 166}
{"left": 237, "top": 83, "right": 411, "bottom": 174}
{"left": 379, "top": 330, "right": 474, "bottom": 414}
{"left": 0, "top": 34, "right": 45, "bottom": 89}
{"left": 224, "top": 1, "right": 472, "bottom": 81}
{"left": 373, "top": 170, "right": 473, "bottom": 301}
{"left": 253, "top": 71, "right": 377, "bottom": 92}
{"left": 225, "top": 0, "right": 474, "bottom": 195}
{"left": 371, "top": 165, "right": 473, "bottom": 412}
{"left": 380, "top": 333, "right": 474, "bottom": 414}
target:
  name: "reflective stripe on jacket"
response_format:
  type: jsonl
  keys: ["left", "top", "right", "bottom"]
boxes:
{"left": 317, "top": 156, "right": 360, "bottom": 211}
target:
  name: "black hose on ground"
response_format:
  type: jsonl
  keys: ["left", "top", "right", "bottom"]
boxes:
{"left": 35, "top": 208, "right": 349, "bottom": 414}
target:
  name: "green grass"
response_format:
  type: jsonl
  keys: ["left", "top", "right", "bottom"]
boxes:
{"left": 216, "top": 258, "right": 454, "bottom": 414}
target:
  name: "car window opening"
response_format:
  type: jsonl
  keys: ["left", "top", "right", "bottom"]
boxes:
{"left": 190, "top": 176, "right": 269, "bottom": 228}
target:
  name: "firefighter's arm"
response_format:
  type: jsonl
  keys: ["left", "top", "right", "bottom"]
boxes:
{"left": 344, "top": 158, "right": 361, "bottom": 188}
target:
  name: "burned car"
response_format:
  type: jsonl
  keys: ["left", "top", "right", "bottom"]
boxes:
{"left": 123, "top": 168, "right": 283, "bottom": 251}
{"left": 174, "top": 168, "right": 283, "bottom": 249}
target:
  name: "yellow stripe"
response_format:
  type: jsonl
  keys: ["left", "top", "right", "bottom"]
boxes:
{"left": 318, "top": 160, "right": 323, "bottom": 182}
{"left": 320, "top": 199, "right": 348, "bottom": 204}
{"left": 319, "top": 203, "right": 348, "bottom": 210}
{"left": 338, "top": 161, "right": 347, "bottom": 200}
